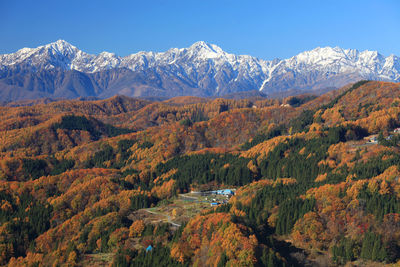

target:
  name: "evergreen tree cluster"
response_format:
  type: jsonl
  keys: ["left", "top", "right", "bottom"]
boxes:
{"left": 358, "top": 186, "right": 400, "bottom": 221}
{"left": 259, "top": 125, "right": 368, "bottom": 184}
{"left": 86, "top": 214, "right": 129, "bottom": 252}
{"left": 259, "top": 137, "right": 328, "bottom": 183}
{"left": 84, "top": 144, "right": 114, "bottom": 168}
{"left": 0, "top": 191, "right": 52, "bottom": 262}
{"left": 153, "top": 153, "right": 256, "bottom": 192}
{"left": 137, "top": 141, "right": 154, "bottom": 149}
{"left": 331, "top": 238, "right": 358, "bottom": 264}
{"left": 360, "top": 232, "right": 393, "bottom": 262}
{"left": 241, "top": 125, "right": 285, "bottom": 150}
{"left": 117, "top": 139, "right": 136, "bottom": 162}
{"left": 22, "top": 158, "right": 48, "bottom": 180}
{"left": 275, "top": 198, "right": 315, "bottom": 235}
{"left": 53, "top": 115, "right": 132, "bottom": 141}
{"left": 49, "top": 157, "right": 75, "bottom": 175}
{"left": 351, "top": 152, "right": 400, "bottom": 180}
{"left": 332, "top": 231, "right": 399, "bottom": 264}
{"left": 288, "top": 110, "right": 314, "bottom": 134}
{"left": 258, "top": 247, "right": 287, "bottom": 267}
{"left": 241, "top": 183, "right": 309, "bottom": 226}
{"left": 20, "top": 157, "right": 75, "bottom": 181}
{"left": 130, "top": 194, "right": 159, "bottom": 211}
{"left": 286, "top": 95, "right": 317, "bottom": 108}
{"left": 85, "top": 139, "right": 136, "bottom": 169}
{"left": 113, "top": 246, "right": 187, "bottom": 267}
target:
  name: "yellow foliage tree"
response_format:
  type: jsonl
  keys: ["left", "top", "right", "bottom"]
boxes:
{"left": 129, "top": 220, "right": 145, "bottom": 238}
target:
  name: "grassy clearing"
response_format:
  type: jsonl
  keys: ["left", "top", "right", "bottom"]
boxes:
{"left": 81, "top": 253, "right": 114, "bottom": 267}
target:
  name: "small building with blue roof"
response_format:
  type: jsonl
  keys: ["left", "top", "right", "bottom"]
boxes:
{"left": 216, "top": 189, "right": 234, "bottom": 195}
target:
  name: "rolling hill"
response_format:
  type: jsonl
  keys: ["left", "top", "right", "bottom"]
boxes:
{"left": 0, "top": 81, "right": 399, "bottom": 266}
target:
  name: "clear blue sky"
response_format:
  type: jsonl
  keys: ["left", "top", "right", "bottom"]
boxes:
{"left": 0, "top": 0, "right": 399, "bottom": 60}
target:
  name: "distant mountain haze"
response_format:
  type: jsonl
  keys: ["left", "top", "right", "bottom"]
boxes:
{"left": 0, "top": 40, "right": 399, "bottom": 101}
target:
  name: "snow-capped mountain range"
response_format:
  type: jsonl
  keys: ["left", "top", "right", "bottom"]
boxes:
{"left": 0, "top": 40, "right": 399, "bottom": 101}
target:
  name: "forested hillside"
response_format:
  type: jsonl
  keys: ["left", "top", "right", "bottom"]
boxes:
{"left": 0, "top": 81, "right": 399, "bottom": 266}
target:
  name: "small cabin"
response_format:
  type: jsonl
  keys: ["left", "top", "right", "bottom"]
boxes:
{"left": 210, "top": 202, "right": 220, "bottom": 207}
{"left": 217, "top": 189, "right": 234, "bottom": 196}
{"left": 223, "top": 189, "right": 234, "bottom": 195}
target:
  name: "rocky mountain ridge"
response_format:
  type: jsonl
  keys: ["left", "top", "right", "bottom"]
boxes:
{"left": 0, "top": 40, "right": 399, "bottom": 101}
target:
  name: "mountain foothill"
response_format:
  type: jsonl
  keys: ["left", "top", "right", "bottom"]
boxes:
{"left": 0, "top": 79, "right": 399, "bottom": 266}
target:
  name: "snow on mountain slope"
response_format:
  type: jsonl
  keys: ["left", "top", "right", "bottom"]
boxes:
{"left": 258, "top": 46, "right": 400, "bottom": 92}
{"left": 0, "top": 40, "right": 399, "bottom": 101}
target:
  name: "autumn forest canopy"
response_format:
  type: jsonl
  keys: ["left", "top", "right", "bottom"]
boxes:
{"left": 0, "top": 81, "right": 400, "bottom": 266}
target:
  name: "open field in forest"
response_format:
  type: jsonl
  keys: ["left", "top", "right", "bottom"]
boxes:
{"left": 128, "top": 191, "right": 233, "bottom": 227}
{"left": 81, "top": 253, "right": 114, "bottom": 267}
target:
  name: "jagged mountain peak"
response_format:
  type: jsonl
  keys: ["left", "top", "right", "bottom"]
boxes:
{"left": 99, "top": 51, "right": 117, "bottom": 57}
{"left": 46, "top": 39, "right": 75, "bottom": 49}
{"left": 43, "top": 40, "right": 81, "bottom": 59}
{"left": 19, "top": 39, "right": 79, "bottom": 56}
{"left": 187, "top": 41, "right": 225, "bottom": 57}
{"left": 189, "top": 41, "right": 213, "bottom": 49}
{"left": 292, "top": 46, "right": 354, "bottom": 62}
